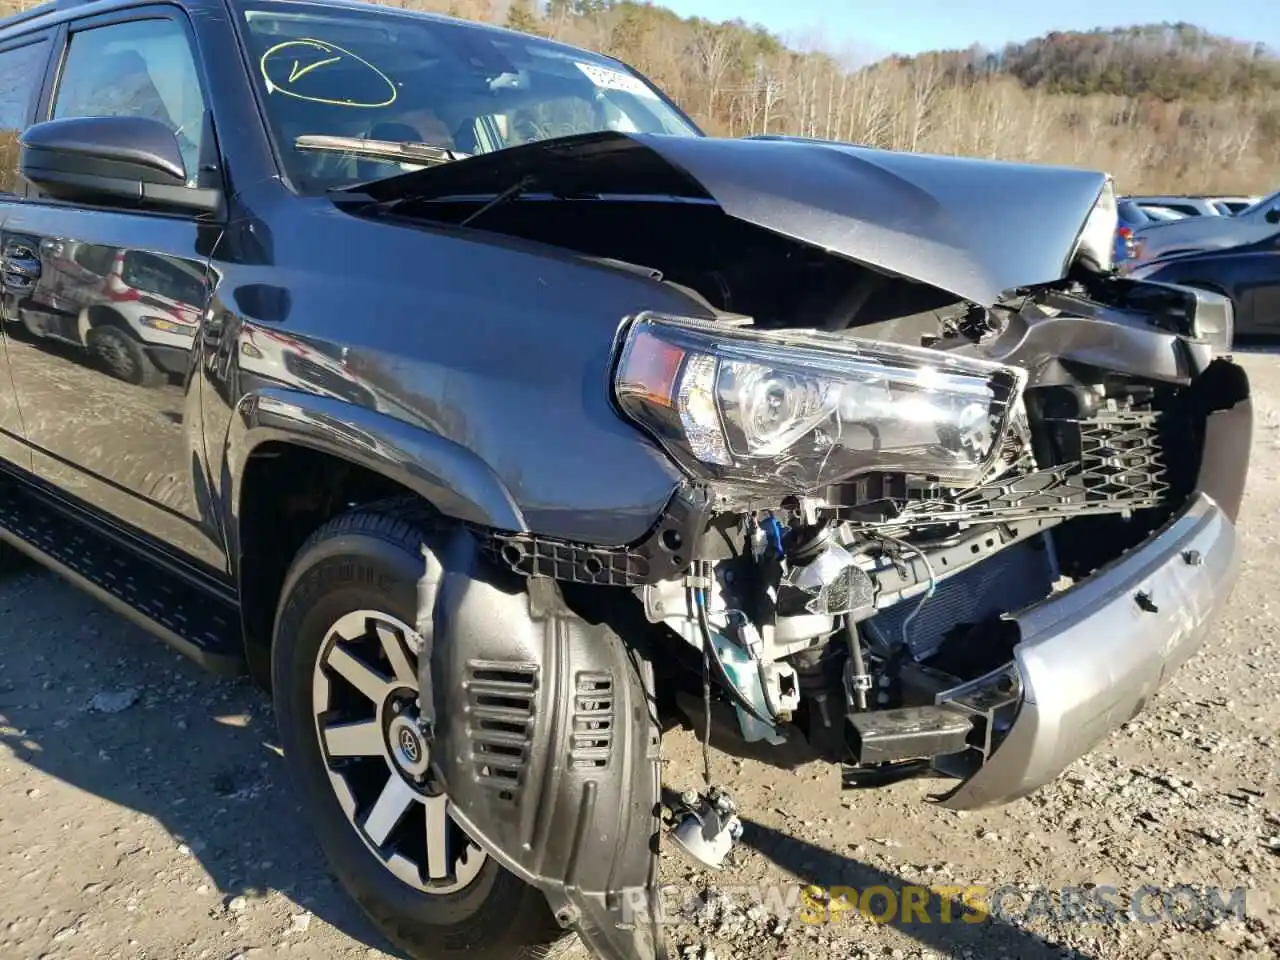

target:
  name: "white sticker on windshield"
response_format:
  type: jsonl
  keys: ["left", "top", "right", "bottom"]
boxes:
{"left": 574, "top": 61, "right": 659, "bottom": 101}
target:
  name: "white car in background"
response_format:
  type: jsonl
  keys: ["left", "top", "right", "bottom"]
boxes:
{"left": 1123, "top": 195, "right": 1225, "bottom": 218}
{"left": 1141, "top": 205, "right": 1190, "bottom": 221}
{"left": 1208, "top": 195, "right": 1262, "bottom": 216}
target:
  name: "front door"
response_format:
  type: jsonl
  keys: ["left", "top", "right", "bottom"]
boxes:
{"left": 0, "top": 29, "right": 55, "bottom": 469}
{"left": 1232, "top": 232, "right": 1280, "bottom": 333}
{"left": 0, "top": 9, "right": 224, "bottom": 570}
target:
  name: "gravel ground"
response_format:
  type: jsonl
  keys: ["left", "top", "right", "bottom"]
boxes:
{"left": 2, "top": 351, "right": 1279, "bottom": 960}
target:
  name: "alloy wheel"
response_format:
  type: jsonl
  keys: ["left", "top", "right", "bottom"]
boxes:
{"left": 311, "top": 610, "right": 487, "bottom": 893}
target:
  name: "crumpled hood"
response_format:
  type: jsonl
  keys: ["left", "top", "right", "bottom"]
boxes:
{"left": 358, "top": 131, "right": 1110, "bottom": 307}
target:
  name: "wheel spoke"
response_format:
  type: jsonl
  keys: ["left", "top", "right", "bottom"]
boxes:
{"left": 424, "top": 794, "right": 450, "bottom": 880}
{"left": 456, "top": 842, "right": 486, "bottom": 888}
{"left": 322, "top": 719, "right": 383, "bottom": 758}
{"left": 375, "top": 622, "right": 417, "bottom": 686}
{"left": 363, "top": 775, "right": 417, "bottom": 847}
{"left": 326, "top": 644, "right": 391, "bottom": 705}
{"left": 312, "top": 608, "right": 489, "bottom": 895}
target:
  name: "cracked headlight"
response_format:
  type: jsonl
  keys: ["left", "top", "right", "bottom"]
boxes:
{"left": 613, "top": 313, "right": 1025, "bottom": 495}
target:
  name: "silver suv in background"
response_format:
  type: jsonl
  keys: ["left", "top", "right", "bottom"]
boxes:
{"left": 1122, "top": 189, "right": 1280, "bottom": 271}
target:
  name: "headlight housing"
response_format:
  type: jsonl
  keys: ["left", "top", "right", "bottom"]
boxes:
{"left": 1072, "top": 177, "right": 1119, "bottom": 274}
{"left": 613, "top": 313, "right": 1025, "bottom": 495}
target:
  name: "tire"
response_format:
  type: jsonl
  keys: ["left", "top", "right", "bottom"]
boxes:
{"left": 86, "top": 324, "right": 164, "bottom": 388}
{"left": 271, "top": 501, "right": 567, "bottom": 960}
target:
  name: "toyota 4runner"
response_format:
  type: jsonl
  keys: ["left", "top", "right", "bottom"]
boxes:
{"left": 0, "top": 2, "right": 1251, "bottom": 959}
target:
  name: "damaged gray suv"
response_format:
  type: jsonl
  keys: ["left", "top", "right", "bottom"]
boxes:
{"left": 0, "top": 1, "right": 1250, "bottom": 959}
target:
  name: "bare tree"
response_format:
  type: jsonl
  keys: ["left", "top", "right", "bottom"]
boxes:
{"left": 907, "top": 56, "right": 940, "bottom": 152}
{"left": 692, "top": 23, "right": 737, "bottom": 123}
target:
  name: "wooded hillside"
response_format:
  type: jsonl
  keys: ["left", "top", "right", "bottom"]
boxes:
{"left": 3, "top": 0, "right": 1276, "bottom": 194}
{"left": 445, "top": 1, "right": 1280, "bottom": 194}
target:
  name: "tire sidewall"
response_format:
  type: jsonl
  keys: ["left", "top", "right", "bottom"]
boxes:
{"left": 272, "top": 531, "right": 527, "bottom": 942}
{"left": 88, "top": 326, "right": 144, "bottom": 384}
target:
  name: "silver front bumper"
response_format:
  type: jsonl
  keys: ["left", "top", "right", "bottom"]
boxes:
{"left": 939, "top": 491, "right": 1240, "bottom": 809}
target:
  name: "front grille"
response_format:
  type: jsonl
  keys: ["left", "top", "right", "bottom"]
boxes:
{"left": 882, "top": 409, "right": 1169, "bottom": 527}
{"left": 1049, "top": 410, "right": 1168, "bottom": 507}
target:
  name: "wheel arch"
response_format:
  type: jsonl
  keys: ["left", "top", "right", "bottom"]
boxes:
{"left": 77, "top": 303, "right": 131, "bottom": 345}
{"left": 225, "top": 387, "right": 527, "bottom": 685}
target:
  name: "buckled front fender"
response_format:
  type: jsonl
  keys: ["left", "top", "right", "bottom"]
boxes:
{"left": 420, "top": 528, "right": 663, "bottom": 960}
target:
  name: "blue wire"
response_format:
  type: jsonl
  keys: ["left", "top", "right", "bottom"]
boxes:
{"left": 762, "top": 513, "right": 785, "bottom": 558}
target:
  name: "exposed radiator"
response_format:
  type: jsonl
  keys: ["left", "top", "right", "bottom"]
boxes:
{"left": 864, "top": 535, "right": 1058, "bottom": 661}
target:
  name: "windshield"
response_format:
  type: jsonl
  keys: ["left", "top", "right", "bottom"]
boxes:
{"left": 236, "top": 0, "right": 701, "bottom": 193}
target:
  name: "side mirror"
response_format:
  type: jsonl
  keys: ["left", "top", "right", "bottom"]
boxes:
{"left": 20, "top": 116, "right": 221, "bottom": 215}
{"left": 1266, "top": 207, "right": 1280, "bottom": 225}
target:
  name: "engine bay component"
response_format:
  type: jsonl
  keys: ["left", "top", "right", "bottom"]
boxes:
{"left": 779, "top": 527, "right": 875, "bottom": 618}
{"left": 864, "top": 534, "right": 1059, "bottom": 660}
{"left": 613, "top": 312, "right": 1026, "bottom": 495}
{"left": 703, "top": 616, "right": 797, "bottom": 744}
{"left": 669, "top": 788, "right": 744, "bottom": 870}
{"left": 845, "top": 705, "right": 975, "bottom": 766}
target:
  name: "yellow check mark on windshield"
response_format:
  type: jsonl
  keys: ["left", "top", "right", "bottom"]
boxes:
{"left": 288, "top": 55, "right": 340, "bottom": 83}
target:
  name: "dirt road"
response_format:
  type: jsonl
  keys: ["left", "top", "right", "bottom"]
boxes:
{"left": 2, "top": 352, "right": 1279, "bottom": 960}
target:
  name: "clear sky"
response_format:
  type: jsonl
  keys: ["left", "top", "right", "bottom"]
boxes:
{"left": 656, "top": 0, "right": 1278, "bottom": 58}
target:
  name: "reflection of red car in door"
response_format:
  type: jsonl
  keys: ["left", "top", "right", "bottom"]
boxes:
{"left": 75, "top": 248, "right": 207, "bottom": 386}
{"left": 238, "top": 324, "right": 375, "bottom": 408}
{"left": 9, "top": 237, "right": 208, "bottom": 387}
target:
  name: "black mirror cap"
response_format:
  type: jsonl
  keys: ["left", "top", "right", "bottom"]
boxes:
{"left": 1266, "top": 207, "right": 1280, "bottom": 224}
{"left": 20, "top": 116, "right": 221, "bottom": 216}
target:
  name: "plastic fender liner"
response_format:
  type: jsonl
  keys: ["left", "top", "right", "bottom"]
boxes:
{"left": 421, "top": 528, "right": 664, "bottom": 960}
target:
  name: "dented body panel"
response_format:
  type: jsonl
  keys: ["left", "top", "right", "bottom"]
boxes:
{"left": 0, "top": 4, "right": 1251, "bottom": 960}
{"left": 358, "top": 130, "right": 1111, "bottom": 307}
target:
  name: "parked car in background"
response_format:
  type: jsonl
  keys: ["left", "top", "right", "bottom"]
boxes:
{"left": 1131, "top": 231, "right": 1280, "bottom": 336}
{"left": 1117, "top": 200, "right": 1187, "bottom": 228}
{"left": 1122, "top": 194, "right": 1225, "bottom": 219}
{"left": 1115, "top": 200, "right": 1186, "bottom": 262}
{"left": 1208, "top": 195, "right": 1262, "bottom": 216}
{"left": 1122, "top": 189, "right": 1280, "bottom": 271}
{"left": 1141, "top": 205, "right": 1192, "bottom": 221}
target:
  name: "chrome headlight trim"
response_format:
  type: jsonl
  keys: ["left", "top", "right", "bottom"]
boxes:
{"left": 612, "top": 312, "right": 1028, "bottom": 496}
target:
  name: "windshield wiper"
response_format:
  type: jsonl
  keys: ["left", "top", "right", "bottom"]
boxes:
{"left": 460, "top": 174, "right": 537, "bottom": 227}
{"left": 295, "top": 135, "right": 468, "bottom": 168}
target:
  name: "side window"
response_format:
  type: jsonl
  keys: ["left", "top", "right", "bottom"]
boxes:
{"left": 53, "top": 18, "right": 206, "bottom": 185}
{"left": 0, "top": 38, "right": 50, "bottom": 195}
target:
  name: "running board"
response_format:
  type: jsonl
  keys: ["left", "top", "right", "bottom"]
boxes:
{"left": 0, "top": 475, "right": 243, "bottom": 676}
